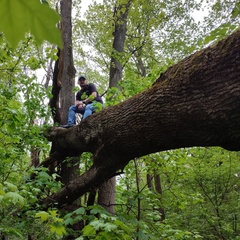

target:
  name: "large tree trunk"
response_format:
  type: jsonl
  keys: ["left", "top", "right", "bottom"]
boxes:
{"left": 57, "top": 0, "right": 78, "bottom": 186}
{"left": 43, "top": 30, "right": 240, "bottom": 207}
{"left": 45, "top": 0, "right": 78, "bottom": 202}
{"left": 59, "top": 0, "right": 76, "bottom": 119}
{"left": 109, "top": 0, "right": 132, "bottom": 87}
{"left": 97, "top": 180, "right": 116, "bottom": 214}
{"left": 97, "top": 0, "right": 132, "bottom": 214}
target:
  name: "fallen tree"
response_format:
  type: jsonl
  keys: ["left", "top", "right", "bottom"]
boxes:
{"left": 43, "top": 29, "right": 240, "bottom": 207}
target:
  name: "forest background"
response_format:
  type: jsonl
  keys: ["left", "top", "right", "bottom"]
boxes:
{"left": 0, "top": 0, "right": 240, "bottom": 239}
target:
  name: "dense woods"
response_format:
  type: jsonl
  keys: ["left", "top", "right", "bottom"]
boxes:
{"left": 0, "top": 0, "right": 240, "bottom": 239}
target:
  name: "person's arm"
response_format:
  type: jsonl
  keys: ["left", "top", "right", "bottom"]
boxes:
{"left": 76, "top": 91, "right": 84, "bottom": 108}
{"left": 83, "top": 83, "right": 98, "bottom": 104}
{"left": 83, "top": 91, "right": 97, "bottom": 104}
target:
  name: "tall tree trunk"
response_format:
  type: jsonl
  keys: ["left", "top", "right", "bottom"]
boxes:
{"left": 52, "top": 2, "right": 81, "bottom": 238}
{"left": 134, "top": 159, "right": 141, "bottom": 222}
{"left": 154, "top": 170, "right": 165, "bottom": 221}
{"left": 43, "top": 29, "right": 240, "bottom": 207}
{"left": 30, "top": 147, "right": 40, "bottom": 167}
{"left": 58, "top": 0, "right": 77, "bottom": 184}
{"left": 97, "top": 0, "right": 132, "bottom": 214}
{"left": 147, "top": 173, "right": 153, "bottom": 190}
{"left": 59, "top": 0, "right": 76, "bottom": 119}
{"left": 97, "top": 179, "right": 116, "bottom": 214}
{"left": 109, "top": 0, "right": 132, "bottom": 88}
{"left": 146, "top": 170, "right": 165, "bottom": 222}
{"left": 50, "top": 49, "right": 61, "bottom": 124}
{"left": 47, "top": 0, "right": 78, "bottom": 199}
{"left": 128, "top": 44, "right": 147, "bottom": 77}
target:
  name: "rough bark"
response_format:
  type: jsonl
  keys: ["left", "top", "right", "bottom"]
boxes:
{"left": 57, "top": 0, "right": 79, "bottom": 189}
{"left": 30, "top": 147, "right": 40, "bottom": 167}
{"left": 97, "top": 178, "right": 116, "bottom": 214}
{"left": 50, "top": 49, "right": 61, "bottom": 124}
{"left": 43, "top": 30, "right": 240, "bottom": 207}
{"left": 109, "top": 0, "right": 132, "bottom": 87}
{"left": 59, "top": 0, "right": 76, "bottom": 124}
{"left": 98, "top": 0, "right": 132, "bottom": 214}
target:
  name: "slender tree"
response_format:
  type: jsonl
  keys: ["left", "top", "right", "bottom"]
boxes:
{"left": 97, "top": 0, "right": 132, "bottom": 215}
{"left": 109, "top": 0, "right": 132, "bottom": 88}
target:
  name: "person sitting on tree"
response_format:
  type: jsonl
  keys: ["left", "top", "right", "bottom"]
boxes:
{"left": 61, "top": 75, "right": 103, "bottom": 128}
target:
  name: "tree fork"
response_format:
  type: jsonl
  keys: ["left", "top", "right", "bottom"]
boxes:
{"left": 43, "top": 29, "right": 240, "bottom": 207}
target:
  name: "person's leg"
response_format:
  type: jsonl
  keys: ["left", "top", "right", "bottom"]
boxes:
{"left": 68, "top": 105, "right": 85, "bottom": 125}
{"left": 83, "top": 103, "right": 95, "bottom": 119}
{"left": 60, "top": 105, "right": 85, "bottom": 128}
{"left": 67, "top": 105, "right": 77, "bottom": 125}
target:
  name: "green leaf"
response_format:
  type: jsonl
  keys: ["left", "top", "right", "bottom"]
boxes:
{"left": 49, "top": 209, "right": 58, "bottom": 217}
{"left": 64, "top": 217, "right": 75, "bottom": 226}
{"left": 50, "top": 225, "right": 66, "bottom": 236}
{"left": 93, "top": 101, "right": 103, "bottom": 112}
{"left": 3, "top": 192, "right": 25, "bottom": 207}
{"left": 232, "top": 2, "right": 240, "bottom": 19}
{"left": 1, "top": 227, "right": 24, "bottom": 239}
{"left": 90, "top": 219, "right": 105, "bottom": 230}
{"left": 114, "top": 219, "right": 132, "bottom": 234}
{"left": 35, "top": 211, "right": 50, "bottom": 222}
{"left": 0, "top": 0, "right": 61, "bottom": 48}
{"left": 90, "top": 205, "right": 106, "bottom": 215}
{"left": 82, "top": 225, "right": 96, "bottom": 237}
{"left": 3, "top": 181, "right": 18, "bottom": 192}
{"left": 74, "top": 207, "right": 86, "bottom": 215}
{"left": 104, "top": 222, "right": 117, "bottom": 232}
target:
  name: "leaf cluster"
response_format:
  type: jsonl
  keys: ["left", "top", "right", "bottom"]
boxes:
{"left": 0, "top": 0, "right": 61, "bottom": 48}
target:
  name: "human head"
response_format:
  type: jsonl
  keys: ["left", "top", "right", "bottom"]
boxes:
{"left": 78, "top": 75, "right": 87, "bottom": 88}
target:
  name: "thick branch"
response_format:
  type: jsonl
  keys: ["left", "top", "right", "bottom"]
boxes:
{"left": 43, "top": 155, "right": 127, "bottom": 207}
{"left": 44, "top": 30, "right": 240, "bottom": 206}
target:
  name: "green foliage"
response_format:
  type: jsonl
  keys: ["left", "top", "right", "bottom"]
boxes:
{"left": 114, "top": 148, "right": 240, "bottom": 239}
{"left": 93, "top": 101, "right": 103, "bottom": 112}
{"left": 204, "top": 23, "right": 237, "bottom": 45}
{"left": 35, "top": 210, "right": 66, "bottom": 237}
{"left": 1, "top": 0, "right": 240, "bottom": 239}
{"left": 105, "top": 87, "right": 125, "bottom": 106}
{"left": 0, "top": 173, "right": 64, "bottom": 239}
{"left": 0, "top": 25, "right": 63, "bottom": 239}
{"left": 232, "top": 1, "right": 240, "bottom": 19}
{"left": 63, "top": 205, "right": 134, "bottom": 239}
{"left": 0, "top": 0, "right": 61, "bottom": 48}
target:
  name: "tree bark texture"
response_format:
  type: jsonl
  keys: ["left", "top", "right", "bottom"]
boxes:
{"left": 57, "top": 0, "right": 80, "bottom": 192}
{"left": 109, "top": 0, "right": 132, "bottom": 87}
{"left": 59, "top": 0, "right": 76, "bottom": 124}
{"left": 98, "top": 0, "right": 132, "bottom": 214}
{"left": 97, "top": 177, "right": 116, "bottom": 214}
{"left": 43, "top": 30, "right": 240, "bottom": 207}
{"left": 50, "top": 49, "right": 61, "bottom": 124}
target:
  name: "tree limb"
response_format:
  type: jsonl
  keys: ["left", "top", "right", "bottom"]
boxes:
{"left": 43, "top": 29, "right": 240, "bottom": 207}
